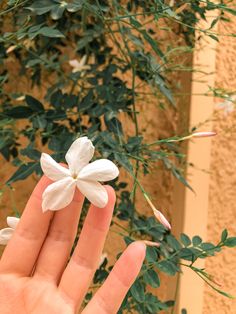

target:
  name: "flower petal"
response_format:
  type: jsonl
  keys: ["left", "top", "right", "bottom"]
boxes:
{"left": 0, "top": 228, "right": 14, "bottom": 245}
{"left": 65, "top": 137, "right": 95, "bottom": 175}
{"left": 77, "top": 180, "right": 108, "bottom": 208}
{"left": 42, "top": 177, "right": 76, "bottom": 212}
{"left": 79, "top": 55, "right": 87, "bottom": 67}
{"left": 78, "top": 159, "right": 119, "bottom": 182}
{"left": 40, "top": 153, "right": 70, "bottom": 181}
{"left": 7, "top": 217, "right": 20, "bottom": 229}
{"left": 69, "top": 59, "right": 80, "bottom": 68}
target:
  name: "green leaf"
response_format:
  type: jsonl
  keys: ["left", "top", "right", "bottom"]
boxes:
{"left": 200, "top": 242, "right": 215, "bottom": 251}
{"left": 104, "top": 115, "right": 123, "bottom": 136}
{"left": 32, "top": 115, "right": 47, "bottom": 129}
{"left": 20, "top": 148, "right": 41, "bottom": 160}
{"left": 50, "top": 4, "right": 66, "bottom": 20}
{"left": 143, "top": 269, "right": 160, "bottom": 288}
{"left": 5, "top": 106, "right": 33, "bottom": 119}
{"left": 179, "top": 248, "right": 195, "bottom": 261}
{"left": 25, "top": 95, "right": 44, "bottom": 112}
{"left": 26, "top": 1, "right": 54, "bottom": 15}
{"left": 146, "top": 246, "right": 158, "bottom": 263}
{"left": 156, "top": 260, "right": 179, "bottom": 276}
{"left": 67, "top": 3, "right": 83, "bottom": 12}
{"left": 130, "top": 17, "right": 164, "bottom": 58}
{"left": 79, "top": 90, "right": 94, "bottom": 111}
{"left": 180, "top": 233, "right": 191, "bottom": 247}
{"left": 6, "top": 162, "right": 39, "bottom": 185}
{"left": 224, "top": 237, "right": 236, "bottom": 248}
{"left": 166, "top": 234, "right": 182, "bottom": 251}
{"left": 192, "top": 236, "right": 202, "bottom": 246}
{"left": 221, "top": 229, "right": 228, "bottom": 242}
{"left": 209, "top": 34, "right": 219, "bottom": 42}
{"left": 130, "top": 280, "right": 145, "bottom": 302}
{"left": 114, "top": 152, "right": 133, "bottom": 172}
{"left": 38, "top": 27, "right": 65, "bottom": 38}
{"left": 172, "top": 167, "right": 194, "bottom": 191}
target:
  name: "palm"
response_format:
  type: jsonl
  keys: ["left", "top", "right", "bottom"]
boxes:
{"left": 0, "top": 275, "right": 74, "bottom": 314}
{"left": 0, "top": 177, "right": 145, "bottom": 314}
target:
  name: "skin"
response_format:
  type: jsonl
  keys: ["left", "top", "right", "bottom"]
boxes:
{"left": 0, "top": 176, "right": 146, "bottom": 314}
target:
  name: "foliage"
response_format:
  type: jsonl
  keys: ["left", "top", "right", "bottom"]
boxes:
{"left": 1, "top": 0, "right": 236, "bottom": 312}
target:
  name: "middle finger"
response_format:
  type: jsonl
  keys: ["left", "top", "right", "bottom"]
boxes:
{"left": 33, "top": 189, "right": 84, "bottom": 283}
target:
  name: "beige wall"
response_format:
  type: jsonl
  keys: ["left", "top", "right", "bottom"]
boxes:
{"left": 203, "top": 8, "right": 236, "bottom": 313}
{"left": 168, "top": 6, "right": 236, "bottom": 313}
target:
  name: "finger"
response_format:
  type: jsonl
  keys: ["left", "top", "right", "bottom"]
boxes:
{"left": 59, "top": 185, "right": 115, "bottom": 309}
{"left": 0, "top": 176, "right": 53, "bottom": 276}
{"left": 82, "top": 241, "right": 146, "bottom": 314}
{"left": 33, "top": 189, "right": 84, "bottom": 283}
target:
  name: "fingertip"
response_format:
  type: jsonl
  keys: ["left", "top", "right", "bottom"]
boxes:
{"left": 111, "top": 241, "right": 146, "bottom": 288}
{"left": 127, "top": 241, "right": 146, "bottom": 264}
{"left": 104, "top": 185, "right": 116, "bottom": 206}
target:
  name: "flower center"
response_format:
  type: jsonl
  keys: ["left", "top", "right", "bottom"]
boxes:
{"left": 72, "top": 173, "right": 78, "bottom": 179}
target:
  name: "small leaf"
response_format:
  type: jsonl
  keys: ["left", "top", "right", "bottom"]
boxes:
{"left": 179, "top": 248, "right": 195, "bottom": 261}
{"left": 38, "top": 27, "right": 65, "bottom": 38}
{"left": 156, "top": 260, "right": 179, "bottom": 276}
{"left": 180, "top": 233, "right": 191, "bottom": 247}
{"left": 5, "top": 106, "right": 33, "bottom": 119}
{"left": 50, "top": 4, "right": 66, "bottom": 20}
{"left": 221, "top": 229, "right": 228, "bottom": 242}
{"left": 192, "top": 236, "right": 202, "bottom": 246}
{"left": 26, "top": 1, "right": 54, "bottom": 15}
{"left": 200, "top": 242, "right": 215, "bottom": 251}
{"left": 224, "top": 237, "right": 236, "bottom": 248}
{"left": 146, "top": 246, "right": 158, "bottom": 263}
{"left": 167, "top": 234, "right": 182, "bottom": 251}
{"left": 6, "top": 162, "right": 39, "bottom": 185}
{"left": 25, "top": 95, "right": 44, "bottom": 112}
{"left": 143, "top": 269, "right": 160, "bottom": 288}
{"left": 114, "top": 152, "right": 133, "bottom": 172}
{"left": 172, "top": 167, "right": 193, "bottom": 191}
{"left": 209, "top": 34, "right": 219, "bottom": 42}
{"left": 130, "top": 280, "right": 145, "bottom": 302}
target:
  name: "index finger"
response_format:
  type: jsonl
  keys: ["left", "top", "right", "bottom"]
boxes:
{"left": 0, "top": 176, "right": 53, "bottom": 276}
{"left": 82, "top": 241, "right": 146, "bottom": 314}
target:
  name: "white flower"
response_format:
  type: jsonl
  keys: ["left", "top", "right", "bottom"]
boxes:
{"left": 0, "top": 217, "right": 20, "bottom": 245}
{"left": 40, "top": 136, "right": 119, "bottom": 212}
{"left": 69, "top": 55, "right": 91, "bottom": 74}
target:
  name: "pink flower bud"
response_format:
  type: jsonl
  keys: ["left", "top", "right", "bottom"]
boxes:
{"left": 153, "top": 209, "right": 171, "bottom": 230}
{"left": 192, "top": 131, "right": 217, "bottom": 138}
{"left": 144, "top": 193, "right": 171, "bottom": 230}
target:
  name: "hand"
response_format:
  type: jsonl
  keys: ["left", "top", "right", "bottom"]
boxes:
{"left": 0, "top": 176, "right": 145, "bottom": 313}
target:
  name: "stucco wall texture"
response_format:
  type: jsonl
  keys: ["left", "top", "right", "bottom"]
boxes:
{"left": 203, "top": 9, "right": 236, "bottom": 314}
